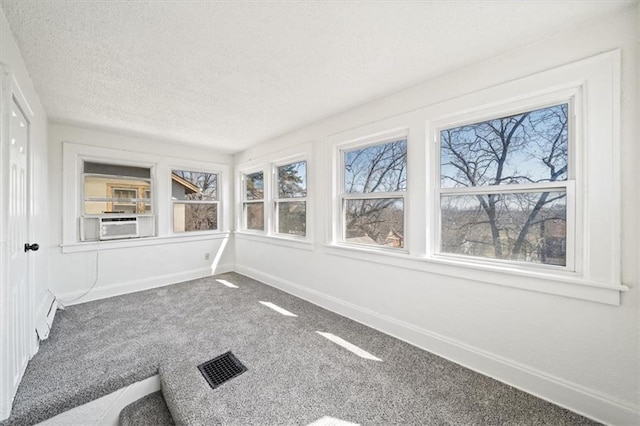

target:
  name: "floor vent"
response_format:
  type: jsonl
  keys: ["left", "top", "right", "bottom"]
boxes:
{"left": 198, "top": 351, "right": 247, "bottom": 389}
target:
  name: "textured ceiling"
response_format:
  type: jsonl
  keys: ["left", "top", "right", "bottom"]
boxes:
{"left": 0, "top": 0, "right": 635, "bottom": 153}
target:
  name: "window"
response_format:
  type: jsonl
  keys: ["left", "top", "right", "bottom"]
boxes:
{"left": 437, "top": 103, "right": 572, "bottom": 268}
{"left": 340, "top": 137, "right": 407, "bottom": 248}
{"left": 236, "top": 148, "right": 311, "bottom": 244}
{"left": 171, "top": 170, "right": 218, "bottom": 233}
{"left": 274, "top": 161, "right": 307, "bottom": 236}
{"left": 242, "top": 171, "right": 264, "bottom": 231}
{"left": 323, "top": 52, "right": 622, "bottom": 304}
{"left": 83, "top": 162, "right": 152, "bottom": 215}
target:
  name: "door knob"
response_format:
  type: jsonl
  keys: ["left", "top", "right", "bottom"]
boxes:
{"left": 24, "top": 243, "right": 39, "bottom": 252}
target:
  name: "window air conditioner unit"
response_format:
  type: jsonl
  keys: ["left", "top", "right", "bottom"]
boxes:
{"left": 99, "top": 216, "right": 138, "bottom": 240}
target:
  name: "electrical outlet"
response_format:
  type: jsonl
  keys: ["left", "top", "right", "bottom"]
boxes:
{"left": 205, "top": 252, "right": 211, "bottom": 260}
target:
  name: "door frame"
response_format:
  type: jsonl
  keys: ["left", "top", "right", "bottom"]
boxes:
{"left": 0, "top": 65, "right": 36, "bottom": 421}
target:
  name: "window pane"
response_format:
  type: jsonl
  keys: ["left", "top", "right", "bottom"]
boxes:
{"left": 344, "top": 198, "right": 404, "bottom": 248}
{"left": 245, "top": 172, "right": 264, "bottom": 200}
{"left": 277, "top": 201, "right": 306, "bottom": 236}
{"left": 84, "top": 201, "right": 110, "bottom": 214}
{"left": 440, "top": 104, "right": 568, "bottom": 188}
{"left": 173, "top": 203, "right": 217, "bottom": 232}
{"left": 440, "top": 191, "right": 566, "bottom": 266}
{"left": 244, "top": 202, "right": 264, "bottom": 230}
{"left": 113, "top": 188, "right": 137, "bottom": 199}
{"left": 84, "top": 175, "right": 152, "bottom": 216}
{"left": 171, "top": 170, "right": 217, "bottom": 201}
{"left": 112, "top": 203, "right": 137, "bottom": 214}
{"left": 84, "top": 201, "right": 151, "bottom": 214}
{"left": 344, "top": 139, "right": 407, "bottom": 193}
{"left": 278, "top": 161, "right": 307, "bottom": 198}
{"left": 85, "top": 176, "right": 150, "bottom": 199}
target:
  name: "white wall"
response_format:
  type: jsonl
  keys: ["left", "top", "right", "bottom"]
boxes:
{"left": 234, "top": 6, "right": 639, "bottom": 425}
{"left": 0, "top": 10, "right": 50, "bottom": 348}
{"left": 48, "top": 124, "right": 235, "bottom": 303}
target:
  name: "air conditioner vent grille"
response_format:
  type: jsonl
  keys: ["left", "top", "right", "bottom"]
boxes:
{"left": 100, "top": 216, "right": 138, "bottom": 240}
{"left": 102, "top": 222, "right": 137, "bottom": 238}
{"left": 198, "top": 351, "right": 247, "bottom": 389}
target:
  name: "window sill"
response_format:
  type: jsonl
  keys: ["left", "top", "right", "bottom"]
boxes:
{"left": 234, "top": 231, "right": 314, "bottom": 251}
{"left": 323, "top": 244, "right": 628, "bottom": 305}
{"left": 60, "top": 232, "right": 231, "bottom": 253}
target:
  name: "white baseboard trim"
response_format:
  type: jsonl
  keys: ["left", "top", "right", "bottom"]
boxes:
{"left": 56, "top": 263, "right": 234, "bottom": 306}
{"left": 235, "top": 264, "right": 639, "bottom": 426}
{"left": 36, "top": 375, "right": 160, "bottom": 426}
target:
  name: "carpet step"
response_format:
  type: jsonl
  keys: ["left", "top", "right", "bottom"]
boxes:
{"left": 119, "top": 391, "right": 174, "bottom": 426}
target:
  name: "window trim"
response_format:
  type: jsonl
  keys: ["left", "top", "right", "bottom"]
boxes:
{"left": 63, "top": 142, "right": 231, "bottom": 247}
{"left": 170, "top": 168, "right": 220, "bottom": 235}
{"left": 323, "top": 242, "right": 624, "bottom": 305}
{"left": 236, "top": 144, "right": 312, "bottom": 247}
{"left": 432, "top": 96, "right": 578, "bottom": 272}
{"left": 335, "top": 130, "right": 409, "bottom": 252}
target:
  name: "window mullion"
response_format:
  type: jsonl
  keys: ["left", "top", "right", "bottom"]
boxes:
{"left": 343, "top": 191, "right": 404, "bottom": 200}
{"left": 440, "top": 181, "right": 569, "bottom": 196}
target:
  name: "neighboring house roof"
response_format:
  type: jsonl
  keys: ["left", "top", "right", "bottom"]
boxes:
{"left": 384, "top": 229, "right": 404, "bottom": 247}
{"left": 345, "top": 235, "right": 378, "bottom": 245}
{"left": 171, "top": 173, "right": 200, "bottom": 194}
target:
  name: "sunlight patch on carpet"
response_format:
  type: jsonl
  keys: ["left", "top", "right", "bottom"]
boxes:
{"left": 216, "top": 279, "right": 238, "bottom": 288}
{"left": 259, "top": 301, "right": 297, "bottom": 317}
{"left": 316, "top": 332, "right": 382, "bottom": 361}
{"left": 307, "top": 416, "right": 360, "bottom": 425}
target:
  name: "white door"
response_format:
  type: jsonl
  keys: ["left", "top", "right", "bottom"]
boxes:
{"left": 0, "top": 94, "right": 34, "bottom": 420}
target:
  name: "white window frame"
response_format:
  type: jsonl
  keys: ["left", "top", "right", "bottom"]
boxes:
{"left": 422, "top": 52, "right": 624, "bottom": 303}
{"left": 240, "top": 169, "right": 266, "bottom": 233}
{"left": 323, "top": 51, "right": 625, "bottom": 305}
{"left": 170, "top": 168, "right": 220, "bottom": 235}
{"left": 433, "top": 96, "right": 578, "bottom": 273}
{"left": 273, "top": 158, "right": 308, "bottom": 238}
{"left": 236, "top": 144, "right": 313, "bottom": 250}
{"left": 61, "top": 142, "right": 231, "bottom": 251}
{"left": 336, "top": 130, "right": 409, "bottom": 252}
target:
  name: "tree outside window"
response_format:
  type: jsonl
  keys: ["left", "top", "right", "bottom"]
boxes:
{"left": 341, "top": 138, "right": 407, "bottom": 248}
{"left": 275, "top": 161, "right": 307, "bottom": 236}
{"left": 243, "top": 171, "right": 264, "bottom": 231}
{"left": 439, "top": 103, "right": 570, "bottom": 266}
{"left": 172, "top": 170, "right": 218, "bottom": 233}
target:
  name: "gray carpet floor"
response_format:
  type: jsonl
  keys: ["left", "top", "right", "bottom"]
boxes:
{"left": 2, "top": 272, "right": 597, "bottom": 425}
{"left": 119, "top": 391, "right": 174, "bottom": 426}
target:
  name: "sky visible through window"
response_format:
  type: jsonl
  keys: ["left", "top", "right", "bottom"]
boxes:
{"left": 173, "top": 170, "right": 217, "bottom": 200}
{"left": 345, "top": 139, "right": 407, "bottom": 193}
{"left": 278, "top": 161, "right": 307, "bottom": 198}
{"left": 440, "top": 104, "right": 568, "bottom": 188}
{"left": 245, "top": 171, "right": 264, "bottom": 200}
